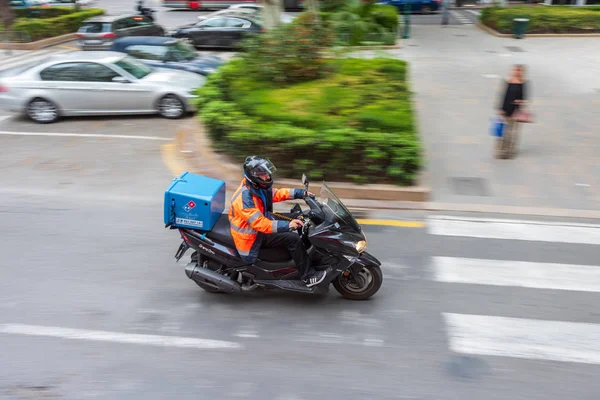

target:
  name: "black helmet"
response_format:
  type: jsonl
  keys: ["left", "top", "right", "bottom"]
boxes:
{"left": 243, "top": 156, "right": 277, "bottom": 189}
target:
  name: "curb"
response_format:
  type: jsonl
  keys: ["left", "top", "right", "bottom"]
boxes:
{"left": 0, "top": 33, "right": 78, "bottom": 51}
{"left": 341, "top": 39, "right": 402, "bottom": 50}
{"left": 173, "top": 119, "right": 430, "bottom": 203}
{"left": 476, "top": 22, "right": 600, "bottom": 38}
{"left": 169, "top": 120, "right": 599, "bottom": 220}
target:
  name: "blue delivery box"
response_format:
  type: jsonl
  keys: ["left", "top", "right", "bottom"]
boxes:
{"left": 164, "top": 172, "right": 226, "bottom": 231}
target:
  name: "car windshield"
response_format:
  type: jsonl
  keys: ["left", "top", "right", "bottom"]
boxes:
{"left": 170, "top": 41, "right": 196, "bottom": 61}
{"left": 318, "top": 183, "right": 362, "bottom": 232}
{"left": 113, "top": 55, "right": 152, "bottom": 79}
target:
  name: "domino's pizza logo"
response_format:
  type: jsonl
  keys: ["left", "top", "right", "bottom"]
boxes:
{"left": 183, "top": 200, "right": 196, "bottom": 213}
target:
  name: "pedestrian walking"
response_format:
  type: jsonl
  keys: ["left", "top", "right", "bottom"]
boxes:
{"left": 494, "top": 64, "right": 531, "bottom": 159}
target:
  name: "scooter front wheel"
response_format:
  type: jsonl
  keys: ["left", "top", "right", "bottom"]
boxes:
{"left": 333, "top": 264, "right": 382, "bottom": 300}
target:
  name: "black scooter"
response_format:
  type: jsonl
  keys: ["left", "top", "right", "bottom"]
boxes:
{"left": 168, "top": 175, "right": 383, "bottom": 300}
{"left": 136, "top": 5, "right": 156, "bottom": 22}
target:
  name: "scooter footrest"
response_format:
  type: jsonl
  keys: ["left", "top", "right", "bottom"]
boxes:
{"left": 254, "top": 279, "right": 313, "bottom": 293}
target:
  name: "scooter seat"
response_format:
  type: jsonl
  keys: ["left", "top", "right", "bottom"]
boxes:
{"left": 205, "top": 214, "right": 236, "bottom": 247}
{"left": 204, "top": 214, "right": 292, "bottom": 263}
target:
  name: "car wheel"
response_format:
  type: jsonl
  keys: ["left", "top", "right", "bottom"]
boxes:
{"left": 26, "top": 98, "right": 59, "bottom": 124}
{"left": 158, "top": 94, "right": 185, "bottom": 119}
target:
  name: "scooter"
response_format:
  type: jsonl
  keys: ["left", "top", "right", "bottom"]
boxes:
{"left": 167, "top": 174, "right": 383, "bottom": 300}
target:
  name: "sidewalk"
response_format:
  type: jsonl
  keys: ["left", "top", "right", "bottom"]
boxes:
{"left": 379, "top": 24, "right": 600, "bottom": 212}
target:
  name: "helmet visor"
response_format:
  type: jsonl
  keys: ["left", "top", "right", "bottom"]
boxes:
{"left": 248, "top": 159, "right": 277, "bottom": 178}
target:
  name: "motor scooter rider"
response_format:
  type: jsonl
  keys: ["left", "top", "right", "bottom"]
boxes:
{"left": 136, "top": 0, "right": 153, "bottom": 20}
{"left": 228, "top": 156, "right": 327, "bottom": 287}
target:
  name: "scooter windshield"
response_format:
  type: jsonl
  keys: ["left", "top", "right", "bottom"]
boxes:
{"left": 318, "top": 183, "right": 362, "bottom": 233}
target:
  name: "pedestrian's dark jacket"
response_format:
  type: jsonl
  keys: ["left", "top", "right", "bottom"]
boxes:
{"left": 501, "top": 80, "right": 527, "bottom": 117}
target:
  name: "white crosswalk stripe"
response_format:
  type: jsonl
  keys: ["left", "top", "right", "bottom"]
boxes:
{"left": 429, "top": 215, "right": 600, "bottom": 366}
{"left": 433, "top": 256, "right": 600, "bottom": 293}
{"left": 450, "top": 10, "right": 474, "bottom": 25}
{"left": 443, "top": 313, "right": 600, "bottom": 365}
{"left": 428, "top": 215, "right": 600, "bottom": 245}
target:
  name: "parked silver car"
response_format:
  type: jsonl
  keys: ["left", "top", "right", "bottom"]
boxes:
{"left": 0, "top": 51, "right": 205, "bottom": 123}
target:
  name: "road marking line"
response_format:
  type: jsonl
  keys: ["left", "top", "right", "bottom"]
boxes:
{"left": 428, "top": 216, "right": 600, "bottom": 245}
{"left": 160, "top": 142, "right": 189, "bottom": 177}
{"left": 433, "top": 257, "right": 600, "bottom": 292}
{"left": 444, "top": 313, "right": 600, "bottom": 365}
{"left": 0, "top": 116, "right": 11, "bottom": 123}
{"left": 0, "top": 131, "right": 172, "bottom": 141}
{"left": 0, "top": 324, "right": 242, "bottom": 350}
{"left": 356, "top": 219, "right": 425, "bottom": 228}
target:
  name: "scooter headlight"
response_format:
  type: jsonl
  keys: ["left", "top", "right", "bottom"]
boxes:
{"left": 355, "top": 240, "right": 367, "bottom": 253}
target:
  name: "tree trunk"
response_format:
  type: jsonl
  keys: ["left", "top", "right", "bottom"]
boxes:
{"left": 259, "top": 0, "right": 282, "bottom": 30}
{"left": 0, "top": 0, "right": 16, "bottom": 30}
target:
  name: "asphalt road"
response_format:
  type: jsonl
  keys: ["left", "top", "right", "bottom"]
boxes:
{"left": 1, "top": 3, "right": 599, "bottom": 399}
{"left": 1, "top": 112, "right": 600, "bottom": 399}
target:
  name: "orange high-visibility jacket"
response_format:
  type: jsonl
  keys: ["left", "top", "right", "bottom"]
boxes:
{"left": 228, "top": 178, "right": 303, "bottom": 263}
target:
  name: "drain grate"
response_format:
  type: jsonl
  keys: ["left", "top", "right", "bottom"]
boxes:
{"left": 449, "top": 177, "right": 489, "bottom": 196}
{"left": 505, "top": 46, "right": 525, "bottom": 52}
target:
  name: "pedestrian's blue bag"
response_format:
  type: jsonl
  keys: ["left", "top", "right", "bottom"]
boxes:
{"left": 490, "top": 116, "right": 505, "bottom": 137}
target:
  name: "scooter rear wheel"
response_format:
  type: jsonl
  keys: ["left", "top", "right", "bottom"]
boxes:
{"left": 333, "top": 264, "right": 382, "bottom": 300}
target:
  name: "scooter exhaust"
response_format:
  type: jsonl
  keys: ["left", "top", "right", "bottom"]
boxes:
{"left": 185, "top": 263, "right": 241, "bottom": 293}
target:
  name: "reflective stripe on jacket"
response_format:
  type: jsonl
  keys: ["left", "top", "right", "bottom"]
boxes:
{"left": 228, "top": 178, "right": 303, "bottom": 263}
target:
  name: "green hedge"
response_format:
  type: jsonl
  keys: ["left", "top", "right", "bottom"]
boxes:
{"left": 195, "top": 58, "right": 421, "bottom": 186}
{"left": 481, "top": 5, "right": 600, "bottom": 34}
{"left": 14, "top": 6, "right": 76, "bottom": 19}
{"left": 12, "top": 8, "right": 105, "bottom": 42}
{"left": 328, "top": 2, "right": 399, "bottom": 46}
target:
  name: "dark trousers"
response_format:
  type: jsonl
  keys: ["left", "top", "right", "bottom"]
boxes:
{"left": 261, "top": 232, "right": 314, "bottom": 280}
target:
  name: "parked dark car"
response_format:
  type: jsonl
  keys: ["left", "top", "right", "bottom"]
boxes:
{"left": 110, "top": 36, "right": 224, "bottom": 76}
{"left": 376, "top": 0, "right": 441, "bottom": 14}
{"left": 168, "top": 15, "right": 263, "bottom": 49}
{"left": 77, "top": 14, "right": 166, "bottom": 51}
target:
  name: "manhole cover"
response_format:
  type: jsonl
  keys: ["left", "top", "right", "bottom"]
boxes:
{"left": 505, "top": 45, "right": 525, "bottom": 52}
{"left": 449, "top": 177, "right": 489, "bottom": 196}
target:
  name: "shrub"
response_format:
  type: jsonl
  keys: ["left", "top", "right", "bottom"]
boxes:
{"left": 481, "top": 5, "right": 600, "bottom": 34}
{"left": 329, "top": 1, "right": 398, "bottom": 46}
{"left": 12, "top": 8, "right": 105, "bottom": 42}
{"left": 238, "top": 11, "right": 336, "bottom": 85}
{"left": 319, "top": 0, "right": 349, "bottom": 12}
{"left": 14, "top": 6, "right": 75, "bottom": 19}
{"left": 196, "top": 58, "right": 422, "bottom": 186}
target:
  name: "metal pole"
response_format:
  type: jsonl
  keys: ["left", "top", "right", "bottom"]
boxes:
{"left": 441, "top": 0, "right": 450, "bottom": 26}
{"left": 402, "top": 3, "right": 411, "bottom": 38}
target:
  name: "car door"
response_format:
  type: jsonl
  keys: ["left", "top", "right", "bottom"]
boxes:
{"left": 78, "top": 62, "right": 141, "bottom": 113}
{"left": 105, "top": 57, "right": 157, "bottom": 112}
{"left": 38, "top": 62, "right": 92, "bottom": 113}
{"left": 192, "top": 17, "right": 228, "bottom": 47}
{"left": 114, "top": 17, "right": 138, "bottom": 39}
{"left": 222, "top": 17, "right": 253, "bottom": 48}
